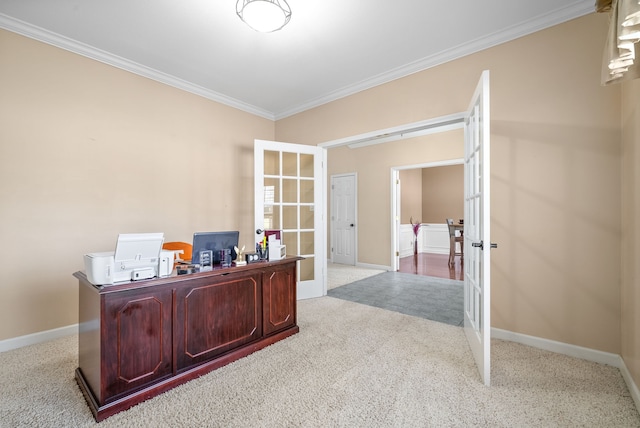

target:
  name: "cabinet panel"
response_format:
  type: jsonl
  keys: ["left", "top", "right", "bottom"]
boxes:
{"left": 263, "top": 264, "right": 296, "bottom": 336}
{"left": 175, "top": 273, "right": 262, "bottom": 370}
{"left": 102, "top": 287, "right": 173, "bottom": 402}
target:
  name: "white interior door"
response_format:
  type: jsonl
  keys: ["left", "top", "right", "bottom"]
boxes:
{"left": 463, "top": 70, "right": 492, "bottom": 386}
{"left": 331, "top": 174, "right": 356, "bottom": 265}
{"left": 254, "top": 139, "right": 326, "bottom": 299}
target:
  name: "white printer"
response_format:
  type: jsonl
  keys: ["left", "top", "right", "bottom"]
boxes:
{"left": 84, "top": 233, "right": 171, "bottom": 286}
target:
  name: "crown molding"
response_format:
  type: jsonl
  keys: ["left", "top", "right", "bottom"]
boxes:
{"left": 0, "top": 13, "right": 276, "bottom": 121}
{"left": 273, "top": 1, "right": 595, "bottom": 120}
{"left": 2, "top": 1, "right": 595, "bottom": 122}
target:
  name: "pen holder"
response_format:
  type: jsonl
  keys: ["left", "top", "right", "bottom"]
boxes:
{"left": 258, "top": 246, "right": 268, "bottom": 261}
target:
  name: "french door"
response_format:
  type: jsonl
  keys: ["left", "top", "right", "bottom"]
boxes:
{"left": 464, "top": 70, "right": 492, "bottom": 386}
{"left": 254, "top": 139, "right": 326, "bottom": 299}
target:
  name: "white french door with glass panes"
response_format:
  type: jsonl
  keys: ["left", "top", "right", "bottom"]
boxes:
{"left": 254, "top": 140, "right": 326, "bottom": 299}
{"left": 464, "top": 70, "right": 493, "bottom": 386}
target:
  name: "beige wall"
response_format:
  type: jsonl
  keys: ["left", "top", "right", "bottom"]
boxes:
{"left": 325, "top": 133, "right": 463, "bottom": 264}
{"left": 399, "top": 169, "right": 422, "bottom": 224}
{"left": 621, "top": 76, "right": 640, "bottom": 395}
{"left": 0, "top": 29, "right": 274, "bottom": 341}
{"left": 422, "top": 165, "right": 464, "bottom": 224}
{"left": 399, "top": 165, "right": 464, "bottom": 225}
{"left": 277, "top": 13, "right": 625, "bottom": 358}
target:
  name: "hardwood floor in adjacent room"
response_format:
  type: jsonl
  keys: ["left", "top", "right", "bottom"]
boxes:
{"left": 398, "top": 253, "right": 463, "bottom": 281}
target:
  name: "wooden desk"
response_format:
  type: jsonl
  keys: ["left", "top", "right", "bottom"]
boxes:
{"left": 74, "top": 257, "right": 300, "bottom": 421}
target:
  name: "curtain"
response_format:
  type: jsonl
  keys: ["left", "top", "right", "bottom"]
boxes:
{"left": 596, "top": 0, "right": 613, "bottom": 13}
{"left": 602, "top": 0, "right": 640, "bottom": 85}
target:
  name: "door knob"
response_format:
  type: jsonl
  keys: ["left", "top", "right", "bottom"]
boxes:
{"left": 471, "top": 241, "right": 498, "bottom": 250}
{"left": 350, "top": 224, "right": 354, "bottom": 227}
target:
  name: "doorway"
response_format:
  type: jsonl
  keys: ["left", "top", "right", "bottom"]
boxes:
{"left": 321, "top": 70, "right": 492, "bottom": 385}
{"left": 393, "top": 161, "right": 464, "bottom": 280}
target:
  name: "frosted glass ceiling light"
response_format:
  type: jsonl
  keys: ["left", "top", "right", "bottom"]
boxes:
{"left": 236, "top": 0, "right": 292, "bottom": 33}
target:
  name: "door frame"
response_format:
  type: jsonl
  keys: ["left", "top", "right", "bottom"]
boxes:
{"left": 318, "top": 104, "right": 491, "bottom": 383}
{"left": 319, "top": 112, "right": 465, "bottom": 149}
{"left": 320, "top": 113, "right": 467, "bottom": 271}
{"left": 390, "top": 158, "right": 464, "bottom": 271}
{"left": 330, "top": 172, "right": 358, "bottom": 265}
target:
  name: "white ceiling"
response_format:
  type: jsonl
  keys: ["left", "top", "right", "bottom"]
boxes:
{"left": 0, "top": 0, "right": 594, "bottom": 120}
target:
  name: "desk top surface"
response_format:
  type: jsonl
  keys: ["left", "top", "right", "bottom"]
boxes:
{"left": 74, "top": 256, "right": 303, "bottom": 293}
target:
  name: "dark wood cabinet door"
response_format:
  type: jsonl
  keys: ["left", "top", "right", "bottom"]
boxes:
{"left": 102, "top": 287, "right": 173, "bottom": 402}
{"left": 263, "top": 264, "right": 296, "bottom": 336}
{"left": 175, "top": 272, "right": 262, "bottom": 370}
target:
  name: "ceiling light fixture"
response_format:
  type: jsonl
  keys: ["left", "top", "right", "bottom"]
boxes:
{"left": 236, "top": 0, "right": 292, "bottom": 33}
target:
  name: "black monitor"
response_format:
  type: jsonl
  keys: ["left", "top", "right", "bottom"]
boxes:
{"left": 191, "top": 231, "right": 239, "bottom": 264}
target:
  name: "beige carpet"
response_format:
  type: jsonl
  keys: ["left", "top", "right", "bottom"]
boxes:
{"left": 0, "top": 266, "right": 638, "bottom": 427}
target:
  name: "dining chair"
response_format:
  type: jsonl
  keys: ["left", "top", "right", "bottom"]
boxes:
{"left": 446, "top": 218, "right": 463, "bottom": 267}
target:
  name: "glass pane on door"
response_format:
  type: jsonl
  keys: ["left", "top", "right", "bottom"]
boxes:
{"left": 282, "top": 231, "right": 298, "bottom": 255}
{"left": 283, "top": 206, "right": 297, "bottom": 229}
{"left": 300, "top": 206, "right": 314, "bottom": 229}
{"left": 300, "top": 180, "right": 314, "bottom": 203}
{"left": 282, "top": 179, "right": 297, "bottom": 203}
{"left": 300, "top": 154, "right": 314, "bottom": 177}
{"left": 264, "top": 150, "right": 279, "bottom": 175}
{"left": 264, "top": 177, "right": 280, "bottom": 202}
{"left": 300, "top": 258, "right": 314, "bottom": 282}
{"left": 283, "top": 152, "right": 298, "bottom": 176}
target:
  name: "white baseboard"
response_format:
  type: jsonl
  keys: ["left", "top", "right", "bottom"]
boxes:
{"left": 424, "top": 247, "right": 449, "bottom": 255}
{"left": 619, "top": 360, "right": 640, "bottom": 414}
{"left": 355, "top": 262, "right": 391, "bottom": 271}
{"left": 492, "top": 327, "right": 621, "bottom": 366}
{"left": 0, "top": 324, "right": 78, "bottom": 353}
{"left": 492, "top": 327, "right": 640, "bottom": 412}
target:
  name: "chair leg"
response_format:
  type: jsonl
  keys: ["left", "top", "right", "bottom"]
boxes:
{"left": 448, "top": 237, "right": 455, "bottom": 266}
